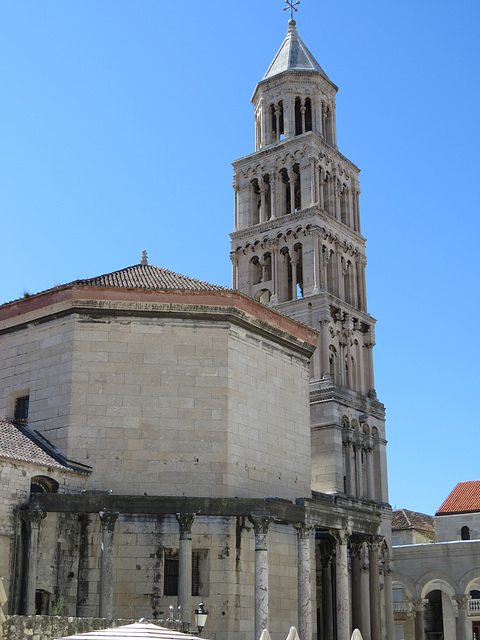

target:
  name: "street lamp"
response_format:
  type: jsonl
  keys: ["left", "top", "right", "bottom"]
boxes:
{"left": 194, "top": 602, "right": 209, "bottom": 636}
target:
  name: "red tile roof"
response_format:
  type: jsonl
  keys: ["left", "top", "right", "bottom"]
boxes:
{"left": 1, "top": 263, "right": 228, "bottom": 307}
{"left": 392, "top": 508, "right": 434, "bottom": 532}
{"left": 72, "top": 264, "right": 228, "bottom": 292}
{"left": 0, "top": 420, "right": 90, "bottom": 474}
{"left": 436, "top": 480, "right": 480, "bottom": 515}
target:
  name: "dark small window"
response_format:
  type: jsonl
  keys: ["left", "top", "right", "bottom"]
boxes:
{"left": 14, "top": 396, "right": 29, "bottom": 420}
{"left": 461, "top": 526, "right": 471, "bottom": 540}
{"left": 164, "top": 551, "right": 201, "bottom": 596}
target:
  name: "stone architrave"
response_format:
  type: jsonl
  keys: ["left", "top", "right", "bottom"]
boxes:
{"left": 20, "top": 510, "right": 44, "bottom": 616}
{"left": 176, "top": 513, "right": 195, "bottom": 627}
{"left": 99, "top": 511, "right": 119, "bottom": 619}
{"left": 249, "top": 515, "right": 274, "bottom": 640}
{"left": 294, "top": 523, "right": 314, "bottom": 640}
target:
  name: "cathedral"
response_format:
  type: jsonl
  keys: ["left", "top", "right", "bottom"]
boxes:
{"left": 0, "top": 16, "right": 393, "bottom": 640}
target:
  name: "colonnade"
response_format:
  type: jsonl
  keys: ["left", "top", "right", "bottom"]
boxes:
{"left": 234, "top": 161, "right": 360, "bottom": 234}
{"left": 342, "top": 428, "right": 377, "bottom": 501}
{"left": 20, "top": 508, "right": 393, "bottom": 640}
{"left": 232, "top": 228, "right": 367, "bottom": 311}
{"left": 255, "top": 94, "right": 336, "bottom": 150}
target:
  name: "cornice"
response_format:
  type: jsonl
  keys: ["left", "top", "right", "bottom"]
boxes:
{"left": 230, "top": 206, "right": 366, "bottom": 246}
{"left": 309, "top": 383, "right": 386, "bottom": 420}
{"left": 232, "top": 131, "right": 360, "bottom": 175}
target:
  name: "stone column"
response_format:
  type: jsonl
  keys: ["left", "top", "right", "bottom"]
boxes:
{"left": 368, "top": 540, "right": 382, "bottom": 640}
{"left": 270, "top": 240, "right": 278, "bottom": 303}
{"left": 365, "top": 437, "right": 375, "bottom": 501}
{"left": 454, "top": 595, "right": 470, "bottom": 640}
{"left": 176, "top": 513, "right": 195, "bottom": 627}
{"left": 233, "top": 177, "right": 239, "bottom": 230}
{"left": 360, "top": 544, "right": 371, "bottom": 640}
{"left": 250, "top": 515, "right": 273, "bottom": 640}
{"left": 334, "top": 529, "right": 351, "bottom": 640}
{"left": 21, "top": 511, "right": 44, "bottom": 616}
{"left": 412, "top": 600, "right": 425, "bottom": 640}
{"left": 350, "top": 545, "right": 363, "bottom": 634}
{"left": 291, "top": 252, "right": 299, "bottom": 300}
{"left": 344, "top": 436, "right": 353, "bottom": 496}
{"left": 270, "top": 171, "right": 277, "bottom": 219}
{"left": 295, "top": 524, "right": 313, "bottom": 640}
{"left": 289, "top": 167, "right": 297, "bottom": 214}
{"left": 383, "top": 554, "right": 395, "bottom": 640}
{"left": 275, "top": 105, "right": 281, "bottom": 142}
{"left": 99, "top": 511, "right": 118, "bottom": 619}
{"left": 311, "top": 229, "right": 321, "bottom": 295}
{"left": 321, "top": 553, "right": 334, "bottom": 640}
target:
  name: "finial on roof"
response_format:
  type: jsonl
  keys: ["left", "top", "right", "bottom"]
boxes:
{"left": 284, "top": 0, "right": 300, "bottom": 21}
{"left": 141, "top": 250, "right": 148, "bottom": 266}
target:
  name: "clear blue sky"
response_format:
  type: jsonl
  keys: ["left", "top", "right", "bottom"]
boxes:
{"left": 1, "top": 1, "right": 479, "bottom": 516}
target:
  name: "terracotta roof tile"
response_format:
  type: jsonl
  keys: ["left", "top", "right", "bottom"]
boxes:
{"left": 71, "top": 264, "right": 228, "bottom": 292}
{"left": 392, "top": 508, "right": 434, "bottom": 532}
{"left": 436, "top": 480, "right": 480, "bottom": 515}
{"left": 1, "top": 263, "right": 228, "bottom": 307}
{"left": 0, "top": 420, "right": 90, "bottom": 474}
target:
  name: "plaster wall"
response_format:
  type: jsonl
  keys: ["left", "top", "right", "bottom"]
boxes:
{"left": 435, "top": 513, "right": 480, "bottom": 542}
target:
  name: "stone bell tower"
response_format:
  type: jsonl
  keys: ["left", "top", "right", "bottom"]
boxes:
{"left": 230, "top": 19, "right": 388, "bottom": 507}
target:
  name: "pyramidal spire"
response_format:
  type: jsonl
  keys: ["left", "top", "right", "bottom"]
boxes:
{"left": 263, "top": 19, "right": 329, "bottom": 80}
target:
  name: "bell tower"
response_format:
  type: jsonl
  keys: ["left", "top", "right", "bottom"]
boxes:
{"left": 231, "top": 19, "right": 388, "bottom": 505}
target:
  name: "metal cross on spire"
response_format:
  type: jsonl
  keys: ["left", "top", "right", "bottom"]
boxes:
{"left": 284, "top": 0, "right": 300, "bottom": 20}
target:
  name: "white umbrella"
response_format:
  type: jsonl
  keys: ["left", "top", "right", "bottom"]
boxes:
{"left": 52, "top": 621, "right": 206, "bottom": 640}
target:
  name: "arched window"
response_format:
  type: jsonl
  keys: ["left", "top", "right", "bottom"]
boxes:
{"left": 461, "top": 526, "right": 471, "bottom": 540}
{"left": 30, "top": 476, "right": 59, "bottom": 494}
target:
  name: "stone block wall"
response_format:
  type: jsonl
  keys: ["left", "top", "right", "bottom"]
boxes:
{"left": 29, "top": 513, "right": 302, "bottom": 640}
{"left": 0, "top": 459, "right": 87, "bottom": 613}
{"left": 0, "top": 319, "right": 75, "bottom": 451}
{"left": 2, "top": 616, "right": 187, "bottom": 640}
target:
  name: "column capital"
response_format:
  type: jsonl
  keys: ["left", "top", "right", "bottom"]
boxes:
{"left": 412, "top": 599, "right": 427, "bottom": 611}
{"left": 99, "top": 511, "right": 119, "bottom": 533}
{"left": 20, "top": 510, "right": 45, "bottom": 529}
{"left": 330, "top": 528, "right": 351, "bottom": 545}
{"left": 249, "top": 514, "right": 274, "bottom": 536}
{"left": 176, "top": 513, "right": 195, "bottom": 539}
{"left": 454, "top": 594, "right": 471, "bottom": 609}
{"left": 294, "top": 522, "right": 314, "bottom": 539}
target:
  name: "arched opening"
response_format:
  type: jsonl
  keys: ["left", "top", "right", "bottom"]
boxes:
{"left": 262, "top": 252, "right": 272, "bottom": 281}
{"left": 305, "top": 97, "right": 312, "bottom": 132}
{"left": 30, "top": 476, "right": 59, "bottom": 494}
{"left": 250, "top": 257, "right": 262, "bottom": 286}
{"left": 262, "top": 174, "right": 271, "bottom": 221}
{"left": 461, "top": 525, "right": 471, "bottom": 540}
{"left": 271, "top": 101, "right": 284, "bottom": 141}
{"left": 254, "top": 288, "right": 272, "bottom": 305}
{"left": 425, "top": 590, "right": 444, "bottom": 640}
{"left": 250, "top": 178, "right": 261, "bottom": 225}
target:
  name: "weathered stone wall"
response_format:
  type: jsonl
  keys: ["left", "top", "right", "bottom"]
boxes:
{"left": 0, "top": 458, "right": 86, "bottom": 613}
{"left": 30, "top": 513, "right": 302, "bottom": 640}
{"left": 2, "top": 616, "right": 187, "bottom": 640}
